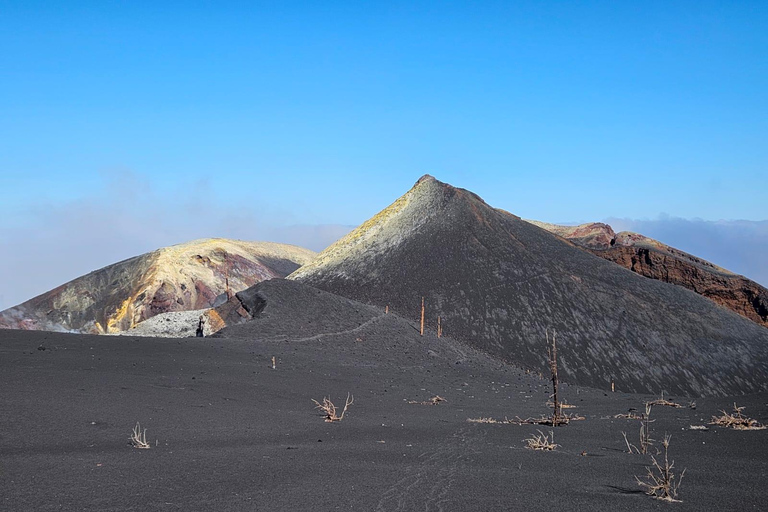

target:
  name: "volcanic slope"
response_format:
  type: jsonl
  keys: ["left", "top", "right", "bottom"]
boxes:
{"left": 5, "top": 279, "right": 768, "bottom": 510}
{"left": 528, "top": 220, "right": 768, "bottom": 328}
{"left": 0, "top": 239, "right": 315, "bottom": 334}
{"left": 290, "top": 175, "right": 768, "bottom": 397}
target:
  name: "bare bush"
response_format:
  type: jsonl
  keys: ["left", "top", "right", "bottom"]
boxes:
{"left": 312, "top": 393, "right": 354, "bottom": 422}
{"left": 130, "top": 422, "right": 150, "bottom": 449}
{"left": 524, "top": 430, "right": 559, "bottom": 451}
{"left": 710, "top": 403, "right": 766, "bottom": 430}
{"left": 621, "top": 403, "right": 654, "bottom": 454}
{"left": 636, "top": 435, "right": 686, "bottom": 502}
{"left": 646, "top": 392, "right": 682, "bottom": 408}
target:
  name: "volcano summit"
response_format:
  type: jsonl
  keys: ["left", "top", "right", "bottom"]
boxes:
{"left": 291, "top": 175, "right": 768, "bottom": 396}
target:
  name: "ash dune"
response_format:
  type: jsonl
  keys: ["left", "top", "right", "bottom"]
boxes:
{"left": 291, "top": 175, "right": 768, "bottom": 396}
{"left": 528, "top": 220, "right": 768, "bottom": 327}
{"left": 0, "top": 239, "right": 315, "bottom": 334}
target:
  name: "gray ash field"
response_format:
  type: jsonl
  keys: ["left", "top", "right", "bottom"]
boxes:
{"left": 2, "top": 279, "right": 767, "bottom": 511}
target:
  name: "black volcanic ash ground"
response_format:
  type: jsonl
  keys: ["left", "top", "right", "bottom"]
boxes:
{"left": 2, "top": 279, "right": 767, "bottom": 511}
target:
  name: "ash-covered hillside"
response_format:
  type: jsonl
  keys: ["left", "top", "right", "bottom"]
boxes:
{"left": 0, "top": 239, "right": 315, "bottom": 334}
{"left": 290, "top": 175, "right": 768, "bottom": 396}
{"left": 528, "top": 220, "right": 768, "bottom": 327}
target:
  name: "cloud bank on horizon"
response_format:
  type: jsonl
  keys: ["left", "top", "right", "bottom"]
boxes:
{"left": 0, "top": 173, "right": 353, "bottom": 311}
{"left": 0, "top": 173, "right": 765, "bottom": 311}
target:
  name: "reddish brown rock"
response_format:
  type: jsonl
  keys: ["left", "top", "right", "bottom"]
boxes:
{"left": 530, "top": 222, "right": 768, "bottom": 328}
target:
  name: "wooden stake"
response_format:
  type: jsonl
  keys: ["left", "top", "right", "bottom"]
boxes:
{"left": 385, "top": 305, "right": 389, "bottom": 314}
{"left": 271, "top": 356, "right": 276, "bottom": 370}
{"left": 420, "top": 297, "right": 425, "bottom": 336}
{"left": 547, "top": 329, "right": 560, "bottom": 426}
{"left": 437, "top": 316, "right": 442, "bottom": 338}
{"left": 611, "top": 378, "right": 615, "bottom": 392}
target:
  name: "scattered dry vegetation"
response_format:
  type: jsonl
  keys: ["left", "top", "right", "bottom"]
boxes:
{"left": 524, "top": 430, "right": 559, "bottom": 451}
{"left": 710, "top": 403, "right": 766, "bottom": 430}
{"left": 408, "top": 395, "right": 446, "bottom": 405}
{"left": 636, "top": 435, "right": 686, "bottom": 502}
{"left": 467, "top": 417, "right": 501, "bottom": 424}
{"left": 312, "top": 393, "right": 354, "bottom": 422}
{"left": 467, "top": 413, "right": 584, "bottom": 426}
{"left": 621, "top": 403, "right": 654, "bottom": 454}
{"left": 646, "top": 392, "right": 682, "bottom": 408}
{"left": 130, "top": 422, "right": 150, "bottom": 449}
{"left": 614, "top": 412, "right": 643, "bottom": 420}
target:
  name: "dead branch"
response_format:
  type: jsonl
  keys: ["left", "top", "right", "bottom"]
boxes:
{"left": 710, "top": 403, "right": 766, "bottom": 430}
{"left": 525, "top": 430, "right": 559, "bottom": 451}
{"left": 546, "top": 329, "right": 560, "bottom": 426}
{"left": 636, "top": 435, "right": 686, "bottom": 502}
{"left": 130, "top": 422, "right": 150, "bottom": 449}
{"left": 646, "top": 392, "right": 682, "bottom": 408}
{"left": 312, "top": 393, "right": 354, "bottom": 422}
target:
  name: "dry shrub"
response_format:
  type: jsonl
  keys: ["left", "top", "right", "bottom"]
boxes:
{"left": 130, "top": 422, "right": 150, "bottom": 449}
{"left": 312, "top": 393, "right": 354, "bottom": 422}
{"left": 525, "top": 430, "right": 558, "bottom": 451}
{"left": 636, "top": 435, "right": 686, "bottom": 502}
{"left": 710, "top": 403, "right": 766, "bottom": 430}
{"left": 646, "top": 392, "right": 682, "bottom": 408}
{"left": 621, "top": 403, "right": 654, "bottom": 454}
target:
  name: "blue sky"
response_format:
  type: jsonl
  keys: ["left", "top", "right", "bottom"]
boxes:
{"left": 1, "top": 1, "right": 767, "bottom": 307}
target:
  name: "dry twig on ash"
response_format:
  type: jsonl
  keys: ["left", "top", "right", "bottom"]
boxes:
{"left": 524, "top": 430, "right": 559, "bottom": 451}
{"left": 130, "top": 422, "right": 151, "bottom": 449}
{"left": 312, "top": 393, "right": 354, "bottom": 422}
{"left": 646, "top": 392, "right": 682, "bottom": 408}
{"left": 710, "top": 403, "right": 766, "bottom": 430}
{"left": 636, "top": 435, "right": 686, "bottom": 502}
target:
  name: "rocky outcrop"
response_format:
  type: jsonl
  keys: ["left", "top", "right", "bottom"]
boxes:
{"left": 290, "top": 175, "right": 768, "bottom": 396}
{"left": 529, "top": 222, "right": 768, "bottom": 328}
{"left": 0, "top": 239, "right": 316, "bottom": 334}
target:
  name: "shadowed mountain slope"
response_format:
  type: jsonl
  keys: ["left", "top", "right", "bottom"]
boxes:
{"left": 528, "top": 220, "right": 768, "bottom": 327}
{"left": 0, "top": 239, "right": 315, "bottom": 334}
{"left": 290, "top": 175, "right": 768, "bottom": 397}
{"left": 217, "top": 278, "right": 381, "bottom": 341}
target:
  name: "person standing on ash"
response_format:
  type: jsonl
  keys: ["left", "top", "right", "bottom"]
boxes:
{"left": 196, "top": 315, "right": 205, "bottom": 337}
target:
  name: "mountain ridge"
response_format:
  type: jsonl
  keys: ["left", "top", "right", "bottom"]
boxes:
{"left": 527, "top": 220, "right": 768, "bottom": 327}
{"left": 0, "top": 238, "right": 316, "bottom": 333}
{"left": 290, "top": 175, "right": 768, "bottom": 396}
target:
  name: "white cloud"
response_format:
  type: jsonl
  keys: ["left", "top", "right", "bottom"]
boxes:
{"left": 0, "top": 171, "right": 352, "bottom": 310}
